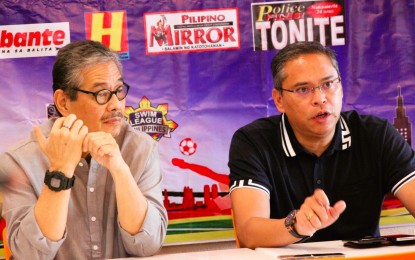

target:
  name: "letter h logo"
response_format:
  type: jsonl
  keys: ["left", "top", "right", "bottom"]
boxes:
{"left": 85, "top": 11, "right": 129, "bottom": 52}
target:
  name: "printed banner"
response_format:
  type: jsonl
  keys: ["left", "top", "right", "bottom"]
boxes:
{"left": 0, "top": 0, "right": 414, "bottom": 246}
{"left": 251, "top": 0, "right": 346, "bottom": 50}
{"left": 85, "top": 11, "right": 130, "bottom": 59}
{"left": 144, "top": 8, "right": 240, "bottom": 54}
{"left": 0, "top": 22, "right": 70, "bottom": 59}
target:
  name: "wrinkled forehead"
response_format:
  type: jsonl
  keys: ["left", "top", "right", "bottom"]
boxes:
{"left": 78, "top": 62, "right": 123, "bottom": 88}
{"left": 282, "top": 54, "right": 338, "bottom": 81}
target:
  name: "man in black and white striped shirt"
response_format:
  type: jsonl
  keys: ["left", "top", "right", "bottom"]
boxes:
{"left": 229, "top": 41, "right": 415, "bottom": 248}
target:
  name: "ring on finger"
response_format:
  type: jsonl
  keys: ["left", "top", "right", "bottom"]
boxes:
{"left": 306, "top": 213, "right": 314, "bottom": 221}
{"left": 62, "top": 124, "right": 71, "bottom": 129}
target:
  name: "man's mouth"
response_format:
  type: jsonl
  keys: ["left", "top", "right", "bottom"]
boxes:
{"left": 103, "top": 117, "right": 122, "bottom": 123}
{"left": 102, "top": 111, "right": 124, "bottom": 122}
{"left": 315, "top": 112, "right": 329, "bottom": 119}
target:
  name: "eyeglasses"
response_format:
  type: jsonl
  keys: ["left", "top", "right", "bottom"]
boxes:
{"left": 278, "top": 77, "right": 341, "bottom": 97}
{"left": 73, "top": 83, "right": 130, "bottom": 105}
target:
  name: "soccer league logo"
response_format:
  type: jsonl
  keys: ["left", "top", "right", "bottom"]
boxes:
{"left": 125, "top": 96, "right": 178, "bottom": 141}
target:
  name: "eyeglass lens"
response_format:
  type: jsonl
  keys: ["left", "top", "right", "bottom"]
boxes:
{"left": 96, "top": 84, "right": 128, "bottom": 104}
{"left": 296, "top": 78, "right": 340, "bottom": 95}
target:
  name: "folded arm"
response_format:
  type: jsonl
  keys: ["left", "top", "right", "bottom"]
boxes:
{"left": 83, "top": 131, "right": 168, "bottom": 256}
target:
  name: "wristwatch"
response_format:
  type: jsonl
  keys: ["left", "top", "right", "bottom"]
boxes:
{"left": 44, "top": 170, "right": 75, "bottom": 192}
{"left": 285, "top": 210, "right": 310, "bottom": 241}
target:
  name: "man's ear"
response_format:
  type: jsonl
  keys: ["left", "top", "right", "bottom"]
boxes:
{"left": 272, "top": 88, "right": 285, "bottom": 113}
{"left": 54, "top": 89, "right": 70, "bottom": 116}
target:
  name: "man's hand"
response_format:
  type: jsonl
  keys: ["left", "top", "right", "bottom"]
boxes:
{"left": 34, "top": 114, "right": 88, "bottom": 176}
{"left": 82, "top": 132, "right": 127, "bottom": 174}
{"left": 295, "top": 189, "right": 346, "bottom": 237}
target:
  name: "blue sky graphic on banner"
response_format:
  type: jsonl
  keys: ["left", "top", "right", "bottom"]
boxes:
{"left": 0, "top": 0, "right": 414, "bottom": 244}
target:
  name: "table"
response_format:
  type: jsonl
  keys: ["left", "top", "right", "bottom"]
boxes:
{"left": 113, "top": 248, "right": 275, "bottom": 260}
{"left": 112, "top": 240, "right": 415, "bottom": 259}
{"left": 255, "top": 240, "right": 415, "bottom": 259}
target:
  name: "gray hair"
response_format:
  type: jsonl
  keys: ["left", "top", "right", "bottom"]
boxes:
{"left": 270, "top": 41, "right": 340, "bottom": 92}
{"left": 52, "top": 40, "right": 122, "bottom": 99}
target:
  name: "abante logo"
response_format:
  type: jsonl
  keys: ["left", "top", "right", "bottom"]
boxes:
{"left": 0, "top": 28, "right": 65, "bottom": 47}
{"left": 0, "top": 22, "right": 70, "bottom": 59}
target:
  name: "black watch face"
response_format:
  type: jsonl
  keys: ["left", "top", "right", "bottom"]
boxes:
{"left": 285, "top": 210, "right": 296, "bottom": 227}
{"left": 50, "top": 177, "right": 62, "bottom": 188}
{"left": 45, "top": 171, "right": 74, "bottom": 192}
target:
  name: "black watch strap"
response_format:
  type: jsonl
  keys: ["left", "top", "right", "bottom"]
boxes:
{"left": 285, "top": 210, "right": 310, "bottom": 241}
{"left": 44, "top": 170, "right": 75, "bottom": 192}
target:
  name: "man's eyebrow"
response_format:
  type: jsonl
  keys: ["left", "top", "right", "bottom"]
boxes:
{"left": 292, "top": 81, "right": 309, "bottom": 88}
{"left": 90, "top": 78, "right": 124, "bottom": 89}
{"left": 320, "top": 75, "right": 337, "bottom": 81}
{"left": 291, "top": 75, "right": 337, "bottom": 88}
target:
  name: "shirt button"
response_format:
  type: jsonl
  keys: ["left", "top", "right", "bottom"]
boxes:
{"left": 89, "top": 187, "right": 95, "bottom": 192}
{"left": 78, "top": 162, "right": 84, "bottom": 167}
{"left": 91, "top": 216, "right": 96, "bottom": 222}
{"left": 316, "top": 179, "right": 322, "bottom": 185}
{"left": 93, "top": 245, "right": 98, "bottom": 250}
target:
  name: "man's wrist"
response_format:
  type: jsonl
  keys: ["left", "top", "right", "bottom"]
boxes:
{"left": 284, "top": 210, "right": 310, "bottom": 241}
{"left": 109, "top": 160, "right": 130, "bottom": 177}
{"left": 49, "top": 165, "right": 74, "bottom": 178}
{"left": 44, "top": 170, "right": 76, "bottom": 192}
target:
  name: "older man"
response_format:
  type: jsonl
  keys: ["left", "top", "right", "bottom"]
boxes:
{"left": 1, "top": 40, "right": 167, "bottom": 259}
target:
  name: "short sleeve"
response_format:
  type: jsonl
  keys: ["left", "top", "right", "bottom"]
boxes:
{"left": 228, "top": 128, "right": 272, "bottom": 197}
{"left": 381, "top": 122, "right": 415, "bottom": 194}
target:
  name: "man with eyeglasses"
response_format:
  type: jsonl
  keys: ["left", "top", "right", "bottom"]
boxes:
{"left": 229, "top": 41, "right": 415, "bottom": 248}
{"left": 0, "top": 40, "right": 168, "bottom": 259}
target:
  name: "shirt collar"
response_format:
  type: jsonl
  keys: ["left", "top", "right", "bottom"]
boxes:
{"left": 280, "top": 113, "right": 352, "bottom": 158}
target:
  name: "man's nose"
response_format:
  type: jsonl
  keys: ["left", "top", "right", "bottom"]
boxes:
{"left": 107, "top": 94, "right": 122, "bottom": 110}
{"left": 311, "top": 86, "right": 324, "bottom": 93}
{"left": 311, "top": 86, "right": 327, "bottom": 105}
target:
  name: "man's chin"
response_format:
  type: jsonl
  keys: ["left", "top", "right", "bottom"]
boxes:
{"left": 101, "top": 125, "right": 121, "bottom": 137}
{"left": 110, "top": 128, "right": 121, "bottom": 138}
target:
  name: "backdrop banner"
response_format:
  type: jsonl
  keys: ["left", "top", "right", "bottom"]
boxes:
{"left": 0, "top": 0, "right": 414, "bottom": 245}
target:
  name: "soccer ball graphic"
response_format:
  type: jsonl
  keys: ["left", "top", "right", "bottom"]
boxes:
{"left": 179, "top": 138, "right": 197, "bottom": 156}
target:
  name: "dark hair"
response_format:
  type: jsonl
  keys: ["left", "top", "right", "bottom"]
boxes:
{"left": 270, "top": 41, "right": 340, "bottom": 92}
{"left": 52, "top": 40, "right": 122, "bottom": 100}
